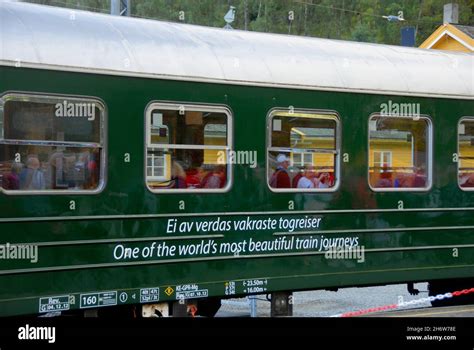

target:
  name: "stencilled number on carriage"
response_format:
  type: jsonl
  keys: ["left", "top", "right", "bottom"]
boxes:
{"left": 179, "top": 11, "right": 185, "bottom": 21}
{"left": 288, "top": 295, "right": 294, "bottom": 305}
{"left": 179, "top": 105, "right": 186, "bottom": 115}
{"left": 288, "top": 200, "right": 294, "bottom": 210}
{"left": 452, "top": 248, "right": 459, "bottom": 258}
{"left": 288, "top": 106, "right": 295, "bottom": 115}
{"left": 179, "top": 200, "right": 185, "bottom": 210}
{"left": 14, "top": 153, "right": 21, "bottom": 163}
{"left": 343, "top": 153, "right": 349, "bottom": 163}
{"left": 124, "top": 153, "right": 131, "bottom": 163}
{"left": 82, "top": 295, "right": 97, "bottom": 307}
{"left": 398, "top": 200, "right": 404, "bottom": 210}
{"left": 69, "top": 200, "right": 76, "bottom": 211}
{"left": 15, "top": 59, "right": 21, "bottom": 68}
{"left": 453, "top": 153, "right": 459, "bottom": 162}
{"left": 398, "top": 295, "right": 404, "bottom": 304}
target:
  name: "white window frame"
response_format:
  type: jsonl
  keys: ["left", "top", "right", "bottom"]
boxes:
{"left": 368, "top": 113, "right": 433, "bottom": 192}
{"left": 0, "top": 92, "right": 107, "bottom": 195}
{"left": 457, "top": 116, "right": 474, "bottom": 191}
{"left": 144, "top": 102, "right": 233, "bottom": 193}
{"left": 291, "top": 152, "right": 313, "bottom": 168}
{"left": 373, "top": 151, "right": 393, "bottom": 168}
{"left": 146, "top": 153, "right": 167, "bottom": 182}
{"left": 266, "top": 108, "right": 341, "bottom": 193}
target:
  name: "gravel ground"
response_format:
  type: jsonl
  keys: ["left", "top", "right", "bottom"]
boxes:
{"left": 218, "top": 283, "right": 431, "bottom": 317}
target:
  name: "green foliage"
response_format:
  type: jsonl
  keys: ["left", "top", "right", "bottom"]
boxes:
{"left": 351, "top": 22, "right": 376, "bottom": 42}
{"left": 24, "top": 0, "right": 474, "bottom": 45}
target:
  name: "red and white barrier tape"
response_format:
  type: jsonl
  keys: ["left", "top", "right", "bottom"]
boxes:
{"left": 330, "top": 287, "right": 474, "bottom": 317}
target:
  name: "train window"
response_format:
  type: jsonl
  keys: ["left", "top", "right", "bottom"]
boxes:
{"left": 0, "top": 93, "right": 106, "bottom": 194}
{"left": 368, "top": 115, "right": 432, "bottom": 191}
{"left": 145, "top": 103, "right": 232, "bottom": 192}
{"left": 458, "top": 118, "right": 474, "bottom": 190}
{"left": 267, "top": 109, "right": 340, "bottom": 192}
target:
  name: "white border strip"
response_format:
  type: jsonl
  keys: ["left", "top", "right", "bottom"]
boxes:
{"left": 2, "top": 60, "right": 473, "bottom": 100}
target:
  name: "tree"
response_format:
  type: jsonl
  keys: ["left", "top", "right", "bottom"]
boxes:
{"left": 23, "top": 0, "right": 474, "bottom": 45}
{"left": 351, "top": 22, "right": 376, "bottom": 42}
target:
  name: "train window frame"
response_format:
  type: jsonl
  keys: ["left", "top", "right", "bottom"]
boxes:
{"left": 144, "top": 101, "right": 233, "bottom": 194}
{"left": 367, "top": 113, "right": 433, "bottom": 193}
{"left": 0, "top": 92, "right": 107, "bottom": 195}
{"left": 266, "top": 108, "right": 341, "bottom": 193}
{"left": 457, "top": 116, "right": 474, "bottom": 191}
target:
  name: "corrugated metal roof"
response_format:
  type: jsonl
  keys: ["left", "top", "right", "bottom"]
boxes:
{"left": 453, "top": 25, "right": 474, "bottom": 39}
{"left": 292, "top": 127, "right": 335, "bottom": 138}
{"left": 370, "top": 130, "right": 412, "bottom": 140}
{"left": 1, "top": 1, "right": 473, "bottom": 99}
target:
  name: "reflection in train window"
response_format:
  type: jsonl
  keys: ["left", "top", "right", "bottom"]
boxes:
{"left": 267, "top": 110, "right": 340, "bottom": 192}
{"left": 145, "top": 103, "right": 232, "bottom": 192}
{"left": 458, "top": 118, "right": 474, "bottom": 190}
{"left": 368, "top": 115, "right": 432, "bottom": 191}
{"left": 373, "top": 151, "right": 392, "bottom": 169}
{"left": 0, "top": 94, "right": 105, "bottom": 193}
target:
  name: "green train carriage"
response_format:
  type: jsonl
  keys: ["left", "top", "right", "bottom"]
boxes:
{"left": 0, "top": 1, "right": 473, "bottom": 317}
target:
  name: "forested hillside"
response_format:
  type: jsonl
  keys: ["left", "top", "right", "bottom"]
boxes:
{"left": 25, "top": 0, "right": 474, "bottom": 45}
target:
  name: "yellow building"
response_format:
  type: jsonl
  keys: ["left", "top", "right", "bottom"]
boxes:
{"left": 419, "top": 23, "right": 474, "bottom": 52}
{"left": 290, "top": 127, "right": 335, "bottom": 172}
{"left": 204, "top": 124, "right": 227, "bottom": 164}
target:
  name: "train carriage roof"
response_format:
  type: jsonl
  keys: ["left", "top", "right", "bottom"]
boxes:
{"left": 1, "top": 1, "right": 473, "bottom": 99}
